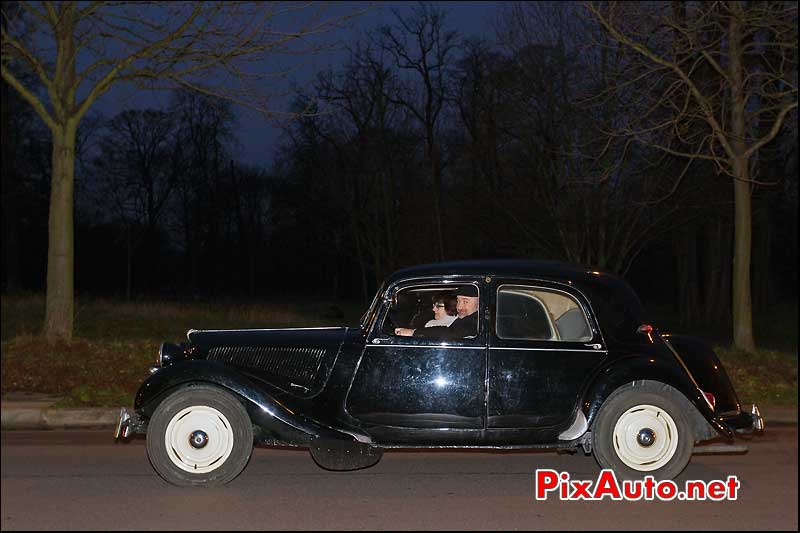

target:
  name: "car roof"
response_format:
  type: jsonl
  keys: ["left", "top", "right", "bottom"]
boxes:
{"left": 385, "top": 259, "right": 615, "bottom": 286}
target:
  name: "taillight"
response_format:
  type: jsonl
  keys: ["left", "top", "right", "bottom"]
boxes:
{"left": 702, "top": 391, "right": 716, "bottom": 410}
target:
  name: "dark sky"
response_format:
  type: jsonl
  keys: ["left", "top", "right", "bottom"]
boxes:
{"left": 92, "top": 1, "right": 506, "bottom": 169}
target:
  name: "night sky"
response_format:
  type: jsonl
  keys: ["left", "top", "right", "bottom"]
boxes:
{"left": 92, "top": 1, "right": 506, "bottom": 168}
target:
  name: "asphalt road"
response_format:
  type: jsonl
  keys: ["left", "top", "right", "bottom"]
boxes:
{"left": 1, "top": 428, "right": 797, "bottom": 530}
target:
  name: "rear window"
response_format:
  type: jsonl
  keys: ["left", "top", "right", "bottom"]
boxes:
{"left": 496, "top": 285, "right": 592, "bottom": 342}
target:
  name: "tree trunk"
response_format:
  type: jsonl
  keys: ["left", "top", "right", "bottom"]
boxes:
{"left": 126, "top": 225, "right": 133, "bottom": 301}
{"left": 44, "top": 123, "right": 77, "bottom": 340}
{"left": 728, "top": 2, "right": 756, "bottom": 352}
{"left": 428, "top": 138, "right": 445, "bottom": 261}
{"left": 732, "top": 162, "right": 755, "bottom": 351}
{"left": 703, "top": 217, "right": 723, "bottom": 322}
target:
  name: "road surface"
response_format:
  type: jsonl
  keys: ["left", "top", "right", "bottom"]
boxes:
{"left": 2, "top": 427, "right": 796, "bottom": 530}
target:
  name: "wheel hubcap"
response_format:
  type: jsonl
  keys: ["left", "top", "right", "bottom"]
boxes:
{"left": 165, "top": 405, "right": 234, "bottom": 474}
{"left": 190, "top": 430, "right": 209, "bottom": 449}
{"left": 636, "top": 428, "right": 656, "bottom": 447}
{"left": 613, "top": 404, "right": 678, "bottom": 472}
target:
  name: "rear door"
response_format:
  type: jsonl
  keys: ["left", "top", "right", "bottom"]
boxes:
{"left": 486, "top": 279, "right": 606, "bottom": 434}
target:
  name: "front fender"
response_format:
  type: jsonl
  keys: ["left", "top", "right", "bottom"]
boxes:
{"left": 583, "top": 354, "right": 730, "bottom": 441}
{"left": 135, "top": 360, "right": 369, "bottom": 445}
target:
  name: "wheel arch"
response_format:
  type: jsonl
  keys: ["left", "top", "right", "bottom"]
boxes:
{"left": 583, "top": 357, "right": 729, "bottom": 442}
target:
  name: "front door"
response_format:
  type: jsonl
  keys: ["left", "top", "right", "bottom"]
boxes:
{"left": 346, "top": 279, "right": 487, "bottom": 445}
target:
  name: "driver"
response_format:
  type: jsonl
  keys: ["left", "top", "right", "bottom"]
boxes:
{"left": 395, "top": 285, "right": 479, "bottom": 339}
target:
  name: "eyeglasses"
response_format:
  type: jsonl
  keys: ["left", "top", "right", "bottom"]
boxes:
{"left": 432, "top": 303, "right": 445, "bottom": 308}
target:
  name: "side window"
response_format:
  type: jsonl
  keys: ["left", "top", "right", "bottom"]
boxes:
{"left": 496, "top": 285, "right": 592, "bottom": 342}
{"left": 381, "top": 284, "right": 461, "bottom": 336}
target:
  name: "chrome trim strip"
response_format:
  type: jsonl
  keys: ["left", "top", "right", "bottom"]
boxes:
{"left": 365, "top": 344, "right": 606, "bottom": 352}
{"left": 490, "top": 346, "right": 608, "bottom": 353}
{"left": 366, "top": 344, "right": 484, "bottom": 350}
{"left": 662, "top": 338, "right": 713, "bottom": 410}
{"left": 188, "top": 327, "right": 345, "bottom": 341}
{"left": 191, "top": 327, "right": 344, "bottom": 333}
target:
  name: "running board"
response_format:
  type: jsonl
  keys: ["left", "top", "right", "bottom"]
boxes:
{"left": 692, "top": 444, "right": 748, "bottom": 454}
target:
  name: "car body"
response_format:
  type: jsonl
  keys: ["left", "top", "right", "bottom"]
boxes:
{"left": 115, "top": 260, "right": 764, "bottom": 486}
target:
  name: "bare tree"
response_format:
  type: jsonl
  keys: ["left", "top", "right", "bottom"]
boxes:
{"left": 584, "top": 1, "right": 798, "bottom": 351}
{"left": 379, "top": 2, "right": 458, "bottom": 261}
{"left": 168, "top": 89, "right": 237, "bottom": 293}
{"left": 315, "top": 42, "right": 405, "bottom": 291}
{"left": 1, "top": 1, "right": 362, "bottom": 339}
{"left": 92, "top": 109, "right": 181, "bottom": 300}
{"left": 477, "top": 2, "right": 688, "bottom": 275}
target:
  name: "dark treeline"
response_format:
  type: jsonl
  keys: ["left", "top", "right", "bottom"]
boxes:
{"left": 2, "top": 2, "right": 797, "bottom": 327}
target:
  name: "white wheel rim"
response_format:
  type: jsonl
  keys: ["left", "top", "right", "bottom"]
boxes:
{"left": 612, "top": 404, "right": 678, "bottom": 472}
{"left": 165, "top": 405, "right": 234, "bottom": 474}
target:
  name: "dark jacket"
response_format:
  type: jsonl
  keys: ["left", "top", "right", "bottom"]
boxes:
{"left": 412, "top": 311, "right": 478, "bottom": 340}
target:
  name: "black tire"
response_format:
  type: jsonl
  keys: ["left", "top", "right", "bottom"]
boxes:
{"left": 146, "top": 385, "right": 253, "bottom": 487}
{"left": 591, "top": 380, "right": 694, "bottom": 481}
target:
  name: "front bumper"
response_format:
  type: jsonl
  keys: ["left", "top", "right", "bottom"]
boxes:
{"left": 113, "top": 407, "right": 147, "bottom": 440}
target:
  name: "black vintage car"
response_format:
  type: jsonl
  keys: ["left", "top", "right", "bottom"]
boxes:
{"left": 115, "top": 260, "right": 763, "bottom": 486}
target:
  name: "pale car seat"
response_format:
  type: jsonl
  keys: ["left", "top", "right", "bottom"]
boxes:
{"left": 555, "top": 307, "right": 592, "bottom": 342}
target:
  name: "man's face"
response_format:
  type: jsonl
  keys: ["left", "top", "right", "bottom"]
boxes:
{"left": 456, "top": 296, "right": 479, "bottom": 318}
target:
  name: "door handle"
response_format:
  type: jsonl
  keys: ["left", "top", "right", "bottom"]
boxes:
{"left": 584, "top": 343, "right": 603, "bottom": 350}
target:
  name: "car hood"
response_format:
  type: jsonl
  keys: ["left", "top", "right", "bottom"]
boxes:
{"left": 187, "top": 327, "right": 351, "bottom": 396}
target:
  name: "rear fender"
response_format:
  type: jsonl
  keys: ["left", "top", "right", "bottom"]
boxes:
{"left": 583, "top": 356, "right": 730, "bottom": 441}
{"left": 134, "top": 361, "right": 368, "bottom": 445}
{"left": 661, "top": 334, "right": 741, "bottom": 413}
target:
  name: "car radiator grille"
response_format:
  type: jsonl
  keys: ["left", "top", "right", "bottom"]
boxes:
{"left": 207, "top": 346, "right": 327, "bottom": 389}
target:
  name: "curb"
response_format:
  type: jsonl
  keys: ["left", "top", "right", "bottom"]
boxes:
{"left": 1, "top": 405, "right": 119, "bottom": 430}
{"left": 1, "top": 400, "right": 795, "bottom": 431}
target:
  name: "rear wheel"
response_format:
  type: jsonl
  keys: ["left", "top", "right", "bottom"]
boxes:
{"left": 592, "top": 381, "right": 694, "bottom": 480}
{"left": 146, "top": 385, "right": 253, "bottom": 487}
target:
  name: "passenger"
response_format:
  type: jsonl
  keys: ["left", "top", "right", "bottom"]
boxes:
{"left": 395, "top": 285, "right": 479, "bottom": 339}
{"left": 424, "top": 291, "right": 458, "bottom": 327}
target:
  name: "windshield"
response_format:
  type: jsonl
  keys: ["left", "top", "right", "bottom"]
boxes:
{"left": 359, "top": 283, "right": 386, "bottom": 332}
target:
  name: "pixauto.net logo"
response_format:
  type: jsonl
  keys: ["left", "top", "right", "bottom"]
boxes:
{"left": 534, "top": 469, "right": 740, "bottom": 501}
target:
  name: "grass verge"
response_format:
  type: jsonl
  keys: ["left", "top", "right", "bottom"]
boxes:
{"left": 2, "top": 293, "right": 797, "bottom": 408}
{"left": 2, "top": 293, "right": 363, "bottom": 407}
{"left": 715, "top": 346, "right": 797, "bottom": 407}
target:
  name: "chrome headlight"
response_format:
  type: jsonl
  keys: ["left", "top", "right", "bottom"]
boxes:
{"left": 157, "top": 342, "right": 165, "bottom": 366}
{"left": 157, "top": 342, "right": 187, "bottom": 366}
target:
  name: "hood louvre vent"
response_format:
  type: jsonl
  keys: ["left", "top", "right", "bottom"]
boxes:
{"left": 208, "top": 345, "right": 327, "bottom": 389}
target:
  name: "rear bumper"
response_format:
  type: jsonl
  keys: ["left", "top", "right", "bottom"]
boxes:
{"left": 719, "top": 404, "right": 765, "bottom": 436}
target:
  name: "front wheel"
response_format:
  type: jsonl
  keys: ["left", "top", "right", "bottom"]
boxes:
{"left": 591, "top": 381, "right": 694, "bottom": 480}
{"left": 146, "top": 385, "right": 253, "bottom": 487}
